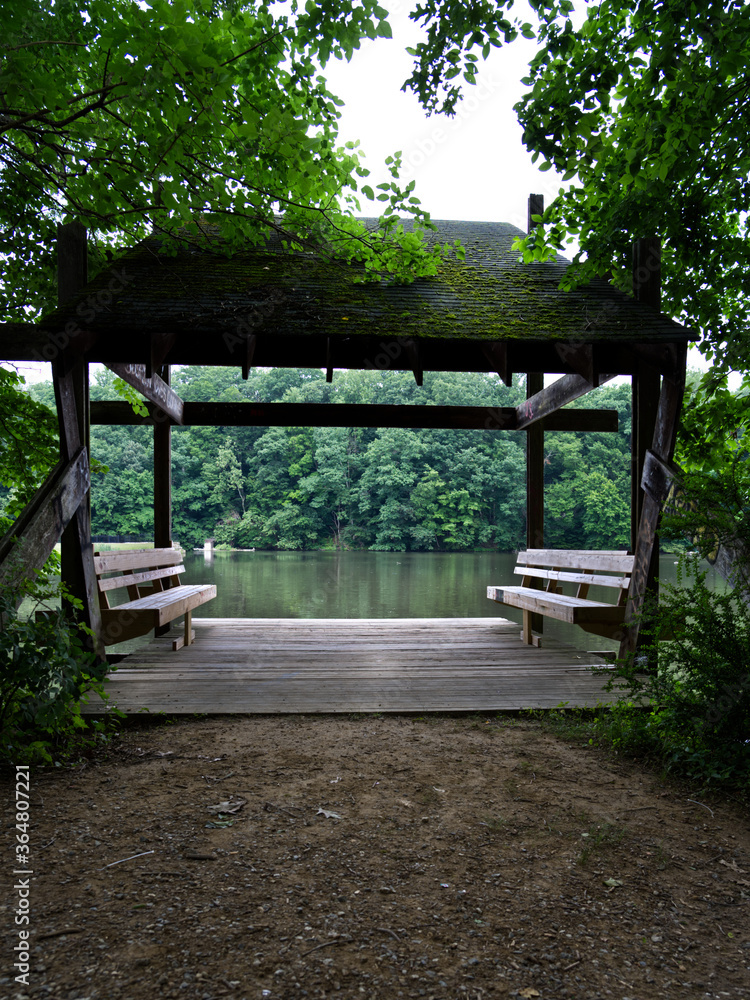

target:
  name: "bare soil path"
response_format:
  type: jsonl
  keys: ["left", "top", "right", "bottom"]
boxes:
{"left": 2, "top": 714, "right": 749, "bottom": 1000}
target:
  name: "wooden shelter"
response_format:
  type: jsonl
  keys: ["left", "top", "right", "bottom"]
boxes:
{"left": 0, "top": 199, "right": 694, "bottom": 672}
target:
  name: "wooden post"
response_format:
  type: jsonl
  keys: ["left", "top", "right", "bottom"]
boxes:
{"left": 523, "top": 198, "right": 547, "bottom": 641}
{"left": 53, "top": 222, "right": 105, "bottom": 660}
{"left": 631, "top": 236, "right": 662, "bottom": 544}
{"left": 629, "top": 238, "right": 663, "bottom": 657}
{"left": 620, "top": 360, "right": 686, "bottom": 661}
{"left": 154, "top": 365, "right": 172, "bottom": 549}
{"left": 526, "top": 372, "right": 544, "bottom": 638}
{"left": 154, "top": 366, "right": 172, "bottom": 638}
{"left": 527, "top": 194, "right": 544, "bottom": 233}
{"left": 631, "top": 366, "right": 661, "bottom": 550}
{"left": 0, "top": 452, "right": 90, "bottom": 599}
{"left": 632, "top": 238, "right": 661, "bottom": 310}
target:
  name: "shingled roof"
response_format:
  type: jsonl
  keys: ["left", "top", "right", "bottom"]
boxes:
{"left": 37, "top": 219, "right": 694, "bottom": 375}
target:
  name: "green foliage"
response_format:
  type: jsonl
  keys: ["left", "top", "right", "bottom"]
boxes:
{"left": 598, "top": 559, "right": 750, "bottom": 794}
{"left": 402, "top": 1, "right": 750, "bottom": 381}
{"left": 661, "top": 461, "right": 750, "bottom": 591}
{"left": 404, "top": 0, "right": 524, "bottom": 115}
{"left": 0, "top": 582, "right": 115, "bottom": 764}
{"left": 53, "top": 366, "right": 633, "bottom": 552}
{"left": 662, "top": 370, "right": 750, "bottom": 587}
{"left": 511, "top": 0, "right": 750, "bottom": 376}
{"left": 0, "top": 0, "right": 450, "bottom": 322}
{"left": 0, "top": 368, "right": 58, "bottom": 531}
{"left": 545, "top": 382, "right": 632, "bottom": 549}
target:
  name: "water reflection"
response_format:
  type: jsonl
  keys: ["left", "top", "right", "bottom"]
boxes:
{"left": 180, "top": 550, "right": 722, "bottom": 651}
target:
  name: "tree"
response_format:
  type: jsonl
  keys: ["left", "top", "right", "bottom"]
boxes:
{"left": 91, "top": 468, "right": 154, "bottom": 537}
{"left": 403, "top": 0, "right": 750, "bottom": 376}
{"left": 1, "top": 0, "right": 456, "bottom": 325}
{"left": 298, "top": 427, "right": 361, "bottom": 548}
{"left": 0, "top": 368, "right": 58, "bottom": 532}
{"left": 358, "top": 428, "right": 427, "bottom": 549}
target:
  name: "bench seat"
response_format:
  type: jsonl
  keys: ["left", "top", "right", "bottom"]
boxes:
{"left": 95, "top": 548, "right": 216, "bottom": 650}
{"left": 488, "top": 549, "right": 634, "bottom": 646}
{"left": 486, "top": 585, "right": 627, "bottom": 632}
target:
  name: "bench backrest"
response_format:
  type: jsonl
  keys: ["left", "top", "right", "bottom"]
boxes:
{"left": 94, "top": 548, "right": 185, "bottom": 607}
{"left": 515, "top": 549, "right": 635, "bottom": 605}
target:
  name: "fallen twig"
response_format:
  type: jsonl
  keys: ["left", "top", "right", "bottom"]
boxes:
{"left": 375, "top": 926, "right": 400, "bottom": 941}
{"left": 687, "top": 799, "right": 714, "bottom": 817}
{"left": 299, "top": 937, "right": 350, "bottom": 958}
{"left": 37, "top": 927, "right": 85, "bottom": 941}
{"left": 99, "top": 850, "right": 155, "bottom": 870}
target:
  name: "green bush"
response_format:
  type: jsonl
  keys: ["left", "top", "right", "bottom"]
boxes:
{"left": 600, "top": 557, "right": 750, "bottom": 792}
{"left": 0, "top": 582, "right": 116, "bottom": 763}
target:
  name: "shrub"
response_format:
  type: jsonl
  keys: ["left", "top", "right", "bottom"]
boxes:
{"left": 0, "top": 581, "right": 116, "bottom": 763}
{"left": 601, "top": 557, "right": 750, "bottom": 792}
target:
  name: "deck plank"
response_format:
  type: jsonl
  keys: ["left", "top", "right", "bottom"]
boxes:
{"left": 83, "top": 617, "right": 621, "bottom": 715}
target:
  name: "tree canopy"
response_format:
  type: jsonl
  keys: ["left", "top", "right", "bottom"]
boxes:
{"left": 404, "top": 0, "right": 750, "bottom": 378}
{"left": 0, "top": 0, "right": 459, "bottom": 322}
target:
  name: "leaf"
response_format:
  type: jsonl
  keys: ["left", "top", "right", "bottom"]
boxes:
{"left": 603, "top": 877, "right": 623, "bottom": 888}
{"left": 317, "top": 808, "right": 342, "bottom": 819}
{"left": 206, "top": 797, "right": 246, "bottom": 814}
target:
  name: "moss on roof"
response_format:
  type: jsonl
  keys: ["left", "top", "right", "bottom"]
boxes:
{"left": 41, "top": 220, "right": 693, "bottom": 345}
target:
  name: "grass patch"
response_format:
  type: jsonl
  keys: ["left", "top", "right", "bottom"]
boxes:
{"left": 576, "top": 822, "right": 626, "bottom": 866}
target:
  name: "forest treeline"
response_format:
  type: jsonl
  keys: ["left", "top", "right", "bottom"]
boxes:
{"left": 28, "top": 367, "right": 633, "bottom": 552}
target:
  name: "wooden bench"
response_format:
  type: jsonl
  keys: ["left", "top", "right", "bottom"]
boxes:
{"left": 487, "top": 549, "right": 635, "bottom": 646}
{"left": 94, "top": 548, "right": 216, "bottom": 651}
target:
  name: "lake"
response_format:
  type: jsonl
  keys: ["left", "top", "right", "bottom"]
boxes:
{"left": 179, "top": 549, "right": 718, "bottom": 651}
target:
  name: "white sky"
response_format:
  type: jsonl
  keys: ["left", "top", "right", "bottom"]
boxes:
{"left": 322, "top": 4, "right": 559, "bottom": 229}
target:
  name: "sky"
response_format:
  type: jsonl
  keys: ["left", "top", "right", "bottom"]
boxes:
{"left": 321, "top": 4, "right": 560, "bottom": 230}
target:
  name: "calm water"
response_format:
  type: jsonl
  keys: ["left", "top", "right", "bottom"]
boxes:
{"left": 180, "top": 550, "right": 719, "bottom": 650}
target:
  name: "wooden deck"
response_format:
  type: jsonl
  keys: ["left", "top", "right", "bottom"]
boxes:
{"left": 83, "top": 617, "right": 621, "bottom": 715}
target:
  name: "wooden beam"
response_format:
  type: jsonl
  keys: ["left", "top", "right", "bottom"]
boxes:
{"left": 641, "top": 449, "right": 681, "bottom": 506}
{"left": 526, "top": 374, "right": 545, "bottom": 549}
{"left": 631, "top": 364, "right": 661, "bottom": 566}
{"left": 153, "top": 365, "right": 172, "bottom": 638}
{"left": 632, "top": 366, "right": 661, "bottom": 517}
{"left": 554, "top": 342, "right": 597, "bottom": 386}
{"left": 0, "top": 321, "right": 696, "bottom": 376}
{"left": 404, "top": 339, "right": 423, "bottom": 386}
{"left": 148, "top": 331, "right": 176, "bottom": 379}
{"left": 516, "top": 372, "right": 615, "bottom": 429}
{"left": 54, "top": 222, "right": 105, "bottom": 661}
{"left": 549, "top": 409, "right": 618, "bottom": 433}
{"left": 326, "top": 337, "right": 333, "bottom": 383}
{"left": 107, "top": 363, "right": 184, "bottom": 424}
{"left": 480, "top": 342, "right": 512, "bottom": 386}
{"left": 90, "top": 400, "right": 618, "bottom": 432}
{"left": 242, "top": 333, "right": 257, "bottom": 381}
{"left": 0, "top": 450, "right": 90, "bottom": 595}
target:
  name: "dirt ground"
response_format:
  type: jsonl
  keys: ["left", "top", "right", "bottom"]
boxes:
{"left": 2, "top": 714, "right": 750, "bottom": 1000}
